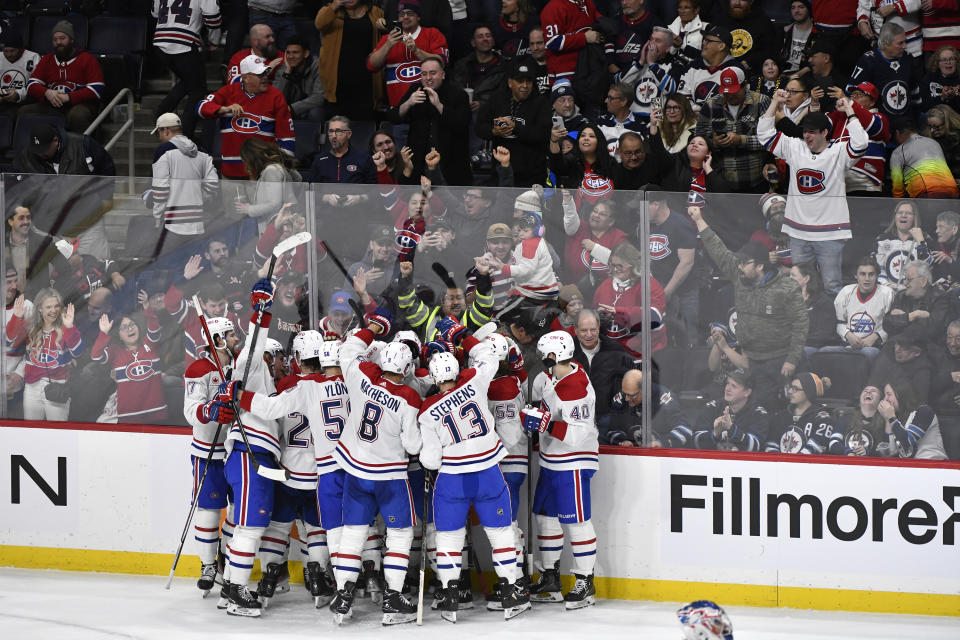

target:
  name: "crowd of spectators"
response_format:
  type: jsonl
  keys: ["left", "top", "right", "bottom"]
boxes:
{"left": 1, "top": 0, "right": 960, "bottom": 462}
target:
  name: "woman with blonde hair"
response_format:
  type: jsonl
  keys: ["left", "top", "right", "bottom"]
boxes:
{"left": 658, "top": 93, "right": 697, "bottom": 154}
{"left": 875, "top": 200, "right": 932, "bottom": 290}
{"left": 5, "top": 288, "right": 81, "bottom": 420}
{"left": 921, "top": 45, "right": 960, "bottom": 112}
{"left": 237, "top": 138, "right": 302, "bottom": 233}
{"left": 925, "top": 104, "right": 960, "bottom": 178}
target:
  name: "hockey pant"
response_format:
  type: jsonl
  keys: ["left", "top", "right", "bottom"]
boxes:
{"left": 533, "top": 468, "right": 597, "bottom": 575}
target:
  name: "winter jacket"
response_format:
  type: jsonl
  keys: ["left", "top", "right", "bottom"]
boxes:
{"left": 273, "top": 56, "right": 325, "bottom": 119}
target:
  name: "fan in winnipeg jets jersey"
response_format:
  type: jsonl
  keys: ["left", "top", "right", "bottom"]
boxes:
{"left": 418, "top": 318, "right": 531, "bottom": 622}
{"left": 329, "top": 308, "right": 423, "bottom": 626}
{"left": 525, "top": 330, "right": 599, "bottom": 610}
{"left": 227, "top": 330, "right": 346, "bottom": 608}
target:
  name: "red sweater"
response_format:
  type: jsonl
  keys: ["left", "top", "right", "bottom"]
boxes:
{"left": 564, "top": 225, "right": 627, "bottom": 281}
{"left": 367, "top": 27, "right": 449, "bottom": 107}
{"left": 27, "top": 49, "right": 104, "bottom": 104}
{"left": 541, "top": 0, "right": 600, "bottom": 81}
{"left": 6, "top": 317, "right": 83, "bottom": 384}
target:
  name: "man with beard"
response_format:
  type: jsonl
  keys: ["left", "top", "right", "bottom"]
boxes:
{"left": 716, "top": 0, "right": 781, "bottom": 75}
{"left": 23, "top": 20, "right": 103, "bottom": 132}
{"left": 397, "top": 258, "right": 493, "bottom": 341}
{"left": 611, "top": 132, "right": 655, "bottom": 190}
{"left": 175, "top": 240, "right": 248, "bottom": 317}
{"left": 466, "top": 223, "right": 516, "bottom": 313}
{"left": 477, "top": 61, "right": 551, "bottom": 188}
{"left": 273, "top": 35, "right": 325, "bottom": 121}
{"left": 347, "top": 225, "right": 397, "bottom": 301}
{"left": 452, "top": 25, "right": 506, "bottom": 111}
{"left": 311, "top": 115, "right": 377, "bottom": 185}
{"left": 226, "top": 24, "right": 285, "bottom": 84}
{"left": 676, "top": 24, "right": 742, "bottom": 109}
{"left": 781, "top": 0, "right": 815, "bottom": 75}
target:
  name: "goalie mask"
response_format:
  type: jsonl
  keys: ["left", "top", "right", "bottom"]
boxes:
{"left": 677, "top": 601, "right": 733, "bottom": 640}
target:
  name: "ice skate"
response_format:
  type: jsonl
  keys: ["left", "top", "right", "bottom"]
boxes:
{"left": 529, "top": 563, "right": 564, "bottom": 603}
{"left": 563, "top": 573, "right": 596, "bottom": 610}
{"left": 216, "top": 581, "right": 230, "bottom": 610}
{"left": 330, "top": 581, "right": 356, "bottom": 625}
{"left": 457, "top": 571, "right": 474, "bottom": 609}
{"left": 500, "top": 579, "right": 532, "bottom": 620}
{"left": 485, "top": 577, "right": 506, "bottom": 611}
{"left": 381, "top": 588, "right": 417, "bottom": 625}
{"left": 436, "top": 580, "right": 459, "bottom": 623}
{"left": 225, "top": 583, "right": 262, "bottom": 617}
{"left": 361, "top": 560, "right": 383, "bottom": 604}
{"left": 256, "top": 562, "right": 284, "bottom": 609}
{"left": 305, "top": 562, "right": 334, "bottom": 608}
{"left": 197, "top": 562, "right": 217, "bottom": 596}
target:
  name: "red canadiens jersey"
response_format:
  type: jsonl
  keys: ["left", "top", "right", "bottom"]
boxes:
{"left": 367, "top": 27, "right": 448, "bottom": 107}
{"left": 90, "top": 313, "right": 166, "bottom": 421}
{"left": 812, "top": 0, "right": 858, "bottom": 32}
{"left": 6, "top": 316, "right": 83, "bottom": 384}
{"left": 541, "top": 0, "right": 600, "bottom": 81}
{"left": 26, "top": 50, "right": 104, "bottom": 104}
{"left": 592, "top": 276, "right": 667, "bottom": 357}
{"left": 921, "top": 2, "right": 960, "bottom": 52}
{"left": 564, "top": 225, "right": 627, "bottom": 282}
{"left": 197, "top": 83, "right": 295, "bottom": 177}
{"left": 164, "top": 284, "right": 244, "bottom": 369}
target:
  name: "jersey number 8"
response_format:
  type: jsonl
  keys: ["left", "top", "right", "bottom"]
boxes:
{"left": 441, "top": 400, "right": 489, "bottom": 445}
{"left": 359, "top": 401, "right": 383, "bottom": 442}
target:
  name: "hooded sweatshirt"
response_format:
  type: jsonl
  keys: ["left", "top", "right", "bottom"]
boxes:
{"left": 150, "top": 134, "right": 219, "bottom": 235}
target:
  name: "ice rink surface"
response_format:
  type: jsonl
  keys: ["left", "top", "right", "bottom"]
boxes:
{"left": 0, "top": 568, "right": 956, "bottom": 640}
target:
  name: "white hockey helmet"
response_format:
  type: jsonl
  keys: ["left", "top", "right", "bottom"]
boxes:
{"left": 319, "top": 339, "right": 342, "bottom": 368}
{"left": 293, "top": 330, "right": 324, "bottom": 361}
{"left": 393, "top": 330, "right": 422, "bottom": 362}
{"left": 206, "top": 316, "right": 234, "bottom": 345}
{"left": 536, "top": 330, "right": 575, "bottom": 364}
{"left": 264, "top": 338, "right": 284, "bottom": 357}
{"left": 677, "top": 601, "right": 733, "bottom": 640}
{"left": 380, "top": 341, "right": 413, "bottom": 377}
{"left": 484, "top": 333, "right": 510, "bottom": 361}
{"left": 429, "top": 351, "right": 460, "bottom": 385}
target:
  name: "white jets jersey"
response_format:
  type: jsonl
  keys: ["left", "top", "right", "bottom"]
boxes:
{"left": 833, "top": 283, "right": 895, "bottom": 343}
{"left": 488, "top": 372, "right": 528, "bottom": 475}
{"left": 418, "top": 340, "right": 505, "bottom": 474}
{"left": 227, "top": 313, "right": 280, "bottom": 457}
{"left": 336, "top": 329, "right": 422, "bottom": 480}
{"left": 758, "top": 114, "right": 868, "bottom": 242}
{"left": 240, "top": 371, "right": 350, "bottom": 484}
{"left": 531, "top": 363, "right": 599, "bottom": 471}
{"left": 183, "top": 354, "right": 232, "bottom": 460}
{"left": 0, "top": 49, "right": 39, "bottom": 102}
{"left": 152, "top": 0, "right": 222, "bottom": 55}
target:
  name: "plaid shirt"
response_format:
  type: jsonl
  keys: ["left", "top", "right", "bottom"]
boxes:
{"left": 694, "top": 92, "right": 772, "bottom": 192}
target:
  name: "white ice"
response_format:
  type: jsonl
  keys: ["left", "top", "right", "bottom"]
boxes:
{"left": 0, "top": 568, "right": 956, "bottom": 640}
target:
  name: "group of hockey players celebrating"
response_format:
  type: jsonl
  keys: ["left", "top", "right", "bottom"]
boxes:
{"left": 183, "top": 274, "right": 599, "bottom": 624}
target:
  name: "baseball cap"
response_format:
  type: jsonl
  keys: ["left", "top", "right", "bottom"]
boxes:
{"left": 719, "top": 67, "right": 745, "bottom": 94}
{"left": 510, "top": 61, "right": 537, "bottom": 80}
{"left": 702, "top": 24, "right": 733, "bottom": 48}
{"left": 151, "top": 112, "right": 181, "bottom": 135}
{"left": 371, "top": 225, "right": 394, "bottom": 246}
{"left": 800, "top": 111, "right": 831, "bottom": 133}
{"left": 328, "top": 290, "right": 355, "bottom": 314}
{"left": 852, "top": 81, "right": 879, "bottom": 102}
{"left": 239, "top": 54, "right": 269, "bottom": 75}
{"left": 727, "top": 367, "right": 753, "bottom": 389}
{"left": 808, "top": 39, "right": 835, "bottom": 58}
{"left": 735, "top": 241, "right": 769, "bottom": 264}
{"left": 398, "top": 0, "right": 421, "bottom": 14}
{"left": 29, "top": 122, "right": 58, "bottom": 152}
{"left": 487, "top": 222, "right": 512, "bottom": 240}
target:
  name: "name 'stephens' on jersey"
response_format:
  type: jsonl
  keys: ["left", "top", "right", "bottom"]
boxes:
{"left": 428, "top": 384, "right": 477, "bottom": 422}
{"left": 360, "top": 377, "right": 401, "bottom": 412}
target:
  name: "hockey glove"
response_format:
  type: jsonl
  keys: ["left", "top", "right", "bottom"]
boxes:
{"left": 217, "top": 379, "right": 243, "bottom": 403}
{"left": 365, "top": 306, "right": 393, "bottom": 336}
{"left": 423, "top": 339, "right": 454, "bottom": 362}
{"left": 251, "top": 277, "right": 274, "bottom": 312}
{"left": 507, "top": 343, "right": 524, "bottom": 373}
{"left": 520, "top": 407, "right": 552, "bottom": 433}
{"left": 200, "top": 399, "right": 236, "bottom": 424}
{"left": 437, "top": 315, "right": 468, "bottom": 345}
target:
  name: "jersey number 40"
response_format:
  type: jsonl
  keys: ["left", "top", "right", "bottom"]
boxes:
{"left": 441, "top": 401, "right": 489, "bottom": 444}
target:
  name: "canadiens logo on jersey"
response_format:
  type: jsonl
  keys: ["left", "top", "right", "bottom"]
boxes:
{"left": 649, "top": 234, "right": 671, "bottom": 259}
{"left": 849, "top": 311, "right": 876, "bottom": 335}
{"left": 883, "top": 81, "right": 909, "bottom": 114}
{"left": 395, "top": 229, "right": 421, "bottom": 253}
{"left": 796, "top": 168, "right": 826, "bottom": 194}
{"left": 29, "top": 347, "right": 59, "bottom": 368}
{"left": 51, "top": 80, "right": 80, "bottom": 93}
{"left": 580, "top": 249, "right": 607, "bottom": 271}
{"left": 395, "top": 61, "right": 421, "bottom": 82}
{"left": 121, "top": 359, "right": 157, "bottom": 382}
{"left": 730, "top": 29, "right": 753, "bottom": 58}
{"left": 232, "top": 113, "right": 263, "bottom": 133}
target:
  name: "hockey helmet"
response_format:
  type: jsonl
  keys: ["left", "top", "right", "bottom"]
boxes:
{"left": 677, "top": 601, "right": 733, "bottom": 640}
{"left": 206, "top": 316, "right": 234, "bottom": 345}
{"left": 536, "top": 330, "right": 575, "bottom": 364}
{"left": 264, "top": 338, "right": 284, "bottom": 357}
{"left": 293, "top": 330, "right": 324, "bottom": 361}
{"left": 393, "top": 330, "right": 422, "bottom": 363}
{"left": 429, "top": 351, "right": 460, "bottom": 385}
{"left": 319, "top": 339, "right": 342, "bottom": 369}
{"left": 484, "top": 333, "right": 510, "bottom": 361}
{"left": 380, "top": 341, "right": 413, "bottom": 377}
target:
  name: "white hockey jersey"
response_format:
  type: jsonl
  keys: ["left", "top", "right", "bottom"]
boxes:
{"left": 488, "top": 372, "right": 528, "bottom": 475}
{"left": 240, "top": 371, "right": 350, "bottom": 486}
{"left": 227, "top": 312, "right": 280, "bottom": 457}
{"left": 758, "top": 114, "right": 868, "bottom": 242}
{"left": 530, "top": 363, "right": 599, "bottom": 471}
{"left": 418, "top": 339, "right": 505, "bottom": 474}
{"left": 0, "top": 49, "right": 39, "bottom": 102}
{"left": 183, "top": 354, "right": 231, "bottom": 460}
{"left": 336, "top": 328, "right": 422, "bottom": 480}
{"left": 833, "top": 283, "right": 895, "bottom": 343}
{"left": 500, "top": 237, "right": 560, "bottom": 300}
{"left": 152, "top": 0, "right": 222, "bottom": 55}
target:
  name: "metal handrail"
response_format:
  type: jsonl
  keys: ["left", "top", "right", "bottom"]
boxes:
{"left": 84, "top": 87, "right": 135, "bottom": 194}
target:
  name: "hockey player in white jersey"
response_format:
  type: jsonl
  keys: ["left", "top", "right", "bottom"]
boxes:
{"left": 226, "top": 330, "right": 346, "bottom": 608}
{"left": 215, "top": 279, "right": 282, "bottom": 617}
{"left": 418, "top": 318, "right": 531, "bottom": 622}
{"left": 329, "top": 308, "right": 423, "bottom": 625}
{"left": 183, "top": 315, "right": 239, "bottom": 597}
{"left": 525, "top": 330, "right": 599, "bottom": 610}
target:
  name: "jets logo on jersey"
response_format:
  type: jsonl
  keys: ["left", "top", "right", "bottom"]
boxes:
{"left": 1, "top": 69, "right": 27, "bottom": 90}
{"left": 730, "top": 29, "right": 753, "bottom": 58}
{"left": 796, "top": 168, "right": 826, "bottom": 194}
{"left": 580, "top": 249, "right": 607, "bottom": 271}
{"left": 232, "top": 113, "right": 263, "bottom": 133}
{"left": 728, "top": 309, "right": 738, "bottom": 336}
{"left": 882, "top": 81, "right": 908, "bottom": 114}
{"left": 124, "top": 360, "right": 156, "bottom": 381}
{"left": 846, "top": 429, "right": 874, "bottom": 453}
{"left": 649, "top": 234, "right": 671, "bottom": 259}
{"left": 694, "top": 80, "right": 718, "bottom": 103}
{"left": 395, "top": 61, "right": 421, "bottom": 82}
{"left": 779, "top": 428, "right": 805, "bottom": 454}
{"left": 849, "top": 311, "right": 876, "bottom": 335}
{"left": 633, "top": 79, "right": 658, "bottom": 107}
{"left": 930, "top": 81, "right": 943, "bottom": 99}
{"left": 885, "top": 252, "right": 907, "bottom": 281}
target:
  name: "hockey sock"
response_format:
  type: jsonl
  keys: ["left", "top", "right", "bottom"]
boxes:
{"left": 564, "top": 520, "right": 597, "bottom": 575}
{"left": 220, "top": 508, "right": 236, "bottom": 583}
{"left": 535, "top": 515, "right": 563, "bottom": 571}
{"left": 512, "top": 520, "right": 524, "bottom": 568}
{"left": 409, "top": 530, "right": 422, "bottom": 575}
{"left": 194, "top": 508, "right": 221, "bottom": 565}
{"left": 484, "top": 525, "right": 518, "bottom": 582}
{"left": 434, "top": 528, "right": 465, "bottom": 586}
{"left": 257, "top": 520, "right": 292, "bottom": 570}
{"left": 425, "top": 522, "right": 438, "bottom": 572}
{"left": 333, "top": 524, "right": 367, "bottom": 589}
{"left": 326, "top": 526, "right": 342, "bottom": 566}
{"left": 302, "top": 525, "right": 329, "bottom": 567}
{"left": 362, "top": 522, "right": 384, "bottom": 570}
{"left": 383, "top": 526, "right": 413, "bottom": 592}
{"left": 227, "top": 525, "right": 266, "bottom": 587}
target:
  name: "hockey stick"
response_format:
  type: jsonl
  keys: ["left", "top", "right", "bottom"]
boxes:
{"left": 319, "top": 240, "right": 368, "bottom": 327}
{"left": 416, "top": 471, "right": 433, "bottom": 626}
{"left": 431, "top": 261, "right": 457, "bottom": 289}
{"left": 525, "top": 435, "right": 535, "bottom": 580}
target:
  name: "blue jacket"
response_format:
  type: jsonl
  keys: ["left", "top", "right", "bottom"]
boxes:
{"left": 309, "top": 144, "right": 376, "bottom": 184}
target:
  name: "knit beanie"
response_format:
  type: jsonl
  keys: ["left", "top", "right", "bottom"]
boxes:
{"left": 52, "top": 20, "right": 75, "bottom": 40}
{"left": 558, "top": 284, "right": 583, "bottom": 311}
{"left": 759, "top": 192, "right": 786, "bottom": 218}
{"left": 797, "top": 372, "right": 831, "bottom": 399}
{"left": 513, "top": 189, "right": 541, "bottom": 214}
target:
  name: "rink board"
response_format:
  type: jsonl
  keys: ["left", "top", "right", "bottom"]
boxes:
{"left": 0, "top": 420, "right": 958, "bottom": 616}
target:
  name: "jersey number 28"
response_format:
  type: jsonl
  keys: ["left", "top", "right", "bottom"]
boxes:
{"left": 441, "top": 401, "right": 489, "bottom": 444}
